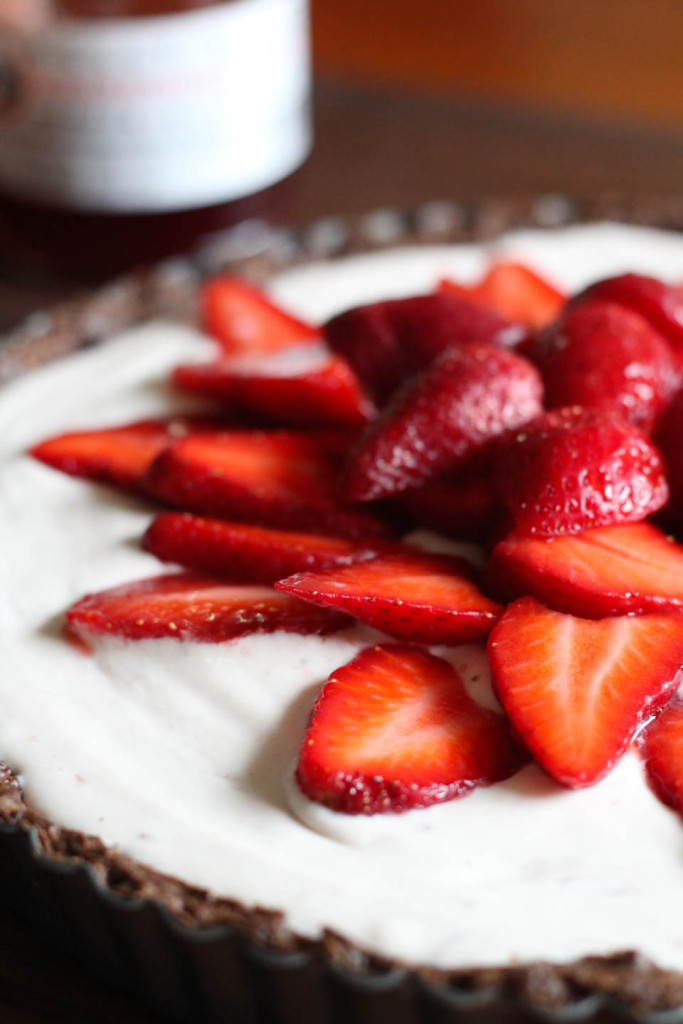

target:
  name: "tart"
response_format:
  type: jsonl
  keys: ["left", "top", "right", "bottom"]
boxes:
{"left": 5, "top": 200, "right": 683, "bottom": 1022}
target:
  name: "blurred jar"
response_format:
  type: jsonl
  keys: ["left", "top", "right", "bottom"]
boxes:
{"left": 0, "top": 0, "right": 311, "bottom": 279}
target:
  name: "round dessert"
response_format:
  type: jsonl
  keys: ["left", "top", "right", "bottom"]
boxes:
{"left": 5, "top": 217, "right": 683, "bottom": 1021}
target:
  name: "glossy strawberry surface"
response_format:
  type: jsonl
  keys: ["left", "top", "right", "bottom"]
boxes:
{"left": 144, "top": 514, "right": 387, "bottom": 583}
{"left": 489, "top": 522, "right": 683, "bottom": 617}
{"left": 297, "top": 644, "right": 526, "bottom": 813}
{"left": 489, "top": 597, "right": 683, "bottom": 787}
{"left": 527, "top": 301, "right": 679, "bottom": 430}
{"left": 67, "top": 573, "right": 349, "bottom": 643}
{"left": 277, "top": 549, "right": 503, "bottom": 644}
{"left": 345, "top": 343, "right": 543, "bottom": 502}
{"left": 494, "top": 407, "right": 668, "bottom": 537}
{"left": 324, "top": 292, "right": 524, "bottom": 405}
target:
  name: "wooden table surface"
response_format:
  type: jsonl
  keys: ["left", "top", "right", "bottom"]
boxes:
{"left": 2, "top": 77, "right": 683, "bottom": 1022}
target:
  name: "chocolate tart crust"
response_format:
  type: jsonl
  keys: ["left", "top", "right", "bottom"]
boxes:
{"left": 3, "top": 194, "right": 683, "bottom": 1023}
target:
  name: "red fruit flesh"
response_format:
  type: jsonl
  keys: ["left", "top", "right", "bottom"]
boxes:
{"left": 399, "top": 469, "right": 500, "bottom": 542}
{"left": 638, "top": 697, "right": 683, "bottom": 815}
{"left": 488, "top": 596, "right": 683, "bottom": 787}
{"left": 30, "top": 417, "right": 222, "bottom": 495}
{"left": 172, "top": 348, "right": 374, "bottom": 428}
{"left": 66, "top": 573, "right": 349, "bottom": 643}
{"left": 570, "top": 272, "right": 683, "bottom": 354}
{"left": 145, "top": 430, "right": 388, "bottom": 539}
{"left": 144, "top": 514, "right": 388, "bottom": 583}
{"left": 527, "top": 302, "right": 679, "bottom": 430}
{"left": 202, "top": 276, "right": 319, "bottom": 354}
{"left": 653, "top": 388, "right": 683, "bottom": 533}
{"left": 324, "top": 292, "right": 524, "bottom": 406}
{"left": 345, "top": 342, "right": 543, "bottom": 503}
{"left": 440, "top": 261, "right": 565, "bottom": 328}
{"left": 297, "top": 644, "right": 526, "bottom": 814}
{"left": 489, "top": 522, "right": 683, "bottom": 618}
{"left": 494, "top": 407, "right": 668, "bottom": 537}
{"left": 276, "top": 550, "right": 503, "bottom": 644}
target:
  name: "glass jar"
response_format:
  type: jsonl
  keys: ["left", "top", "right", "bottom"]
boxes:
{"left": 0, "top": 0, "right": 311, "bottom": 279}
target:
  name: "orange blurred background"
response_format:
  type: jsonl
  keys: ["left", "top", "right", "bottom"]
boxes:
{"left": 311, "top": 0, "right": 683, "bottom": 129}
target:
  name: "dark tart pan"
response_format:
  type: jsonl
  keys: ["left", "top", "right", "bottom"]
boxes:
{"left": 3, "top": 195, "right": 683, "bottom": 1023}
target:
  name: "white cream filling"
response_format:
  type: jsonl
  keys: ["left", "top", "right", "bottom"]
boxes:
{"left": 3, "top": 224, "right": 683, "bottom": 971}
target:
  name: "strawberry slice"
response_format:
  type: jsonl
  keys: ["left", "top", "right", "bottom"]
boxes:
{"left": 440, "top": 261, "right": 565, "bottom": 328}
{"left": 488, "top": 522, "right": 683, "bottom": 618}
{"left": 30, "top": 417, "right": 222, "bottom": 495}
{"left": 276, "top": 550, "right": 503, "bottom": 644}
{"left": 494, "top": 407, "right": 668, "bottom": 538}
{"left": 296, "top": 644, "right": 527, "bottom": 813}
{"left": 525, "top": 302, "right": 679, "bottom": 430}
{"left": 202, "top": 276, "right": 319, "bottom": 354}
{"left": 638, "top": 697, "right": 683, "bottom": 815}
{"left": 145, "top": 429, "right": 388, "bottom": 539}
{"left": 488, "top": 596, "right": 683, "bottom": 787}
{"left": 144, "top": 514, "right": 388, "bottom": 583}
{"left": 324, "top": 292, "right": 524, "bottom": 406}
{"left": 172, "top": 346, "right": 374, "bottom": 428}
{"left": 66, "top": 573, "right": 348, "bottom": 643}
{"left": 569, "top": 272, "right": 683, "bottom": 356}
{"left": 344, "top": 342, "right": 543, "bottom": 503}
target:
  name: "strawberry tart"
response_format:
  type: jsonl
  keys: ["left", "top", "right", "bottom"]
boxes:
{"left": 6, "top": 208, "right": 683, "bottom": 1020}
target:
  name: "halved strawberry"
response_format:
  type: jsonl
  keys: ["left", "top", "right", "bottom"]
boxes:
{"left": 488, "top": 522, "right": 683, "bottom": 618}
{"left": 172, "top": 346, "right": 374, "bottom": 428}
{"left": 276, "top": 550, "right": 503, "bottom": 644}
{"left": 493, "top": 407, "right": 668, "bottom": 538}
{"left": 488, "top": 596, "right": 683, "bottom": 787}
{"left": 29, "top": 417, "right": 222, "bottom": 495}
{"left": 569, "top": 272, "right": 683, "bottom": 355}
{"left": 66, "top": 573, "right": 348, "bottom": 643}
{"left": 525, "top": 302, "right": 679, "bottom": 430}
{"left": 144, "top": 514, "right": 388, "bottom": 583}
{"left": 638, "top": 697, "right": 683, "bottom": 815}
{"left": 202, "top": 276, "right": 319, "bottom": 354}
{"left": 440, "top": 260, "right": 565, "bottom": 328}
{"left": 344, "top": 343, "right": 543, "bottom": 503}
{"left": 297, "top": 644, "right": 526, "bottom": 813}
{"left": 324, "top": 292, "right": 524, "bottom": 406}
{"left": 145, "top": 429, "right": 388, "bottom": 538}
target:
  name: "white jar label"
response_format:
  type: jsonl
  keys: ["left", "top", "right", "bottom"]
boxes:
{"left": 0, "top": 0, "right": 311, "bottom": 212}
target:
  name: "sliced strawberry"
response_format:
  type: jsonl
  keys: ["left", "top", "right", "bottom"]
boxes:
{"left": 276, "top": 550, "right": 503, "bottom": 644}
{"left": 144, "top": 514, "right": 388, "bottom": 583}
{"left": 525, "top": 302, "right": 679, "bottom": 430}
{"left": 638, "top": 697, "right": 683, "bottom": 815}
{"left": 344, "top": 343, "right": 543, "bottom": 503}
{"left": 569, "top": 273, "right": 683, "bottom": 356}
{"left": 324, "top": 292, "right": 524, "bottom": 406}
{"left": 145, "top": 429, "right": 388, "bottom": 539}
{"left": 172, "top": 346, "right": 374, "bottom": 428}
{"left": 398, "top": 467, "right": 500, "bottom": 542}
{"left": 297, "top": 644, "right": 526, "bottom": 813}
{"left": 66, "top": 573, "right": 348, "bottom": 643}
{"left": 493, "top": 408, "right": 668, "bottom": 537}
{"left": 440, "top": 261, "right": 565, "bottom": 328}
{"left": 202, "top": 276, "right": 319, "bottom": 355}
{"left": 488, "top": 522, "right": 683, "bottom": 618}
{"left": 488, "top": 596, "right": 683, "bottom": 787}
{"left": 29, "top": 417, "right": 222, "bottom": 495}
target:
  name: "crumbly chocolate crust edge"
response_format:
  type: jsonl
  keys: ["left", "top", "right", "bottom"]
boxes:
{"left": 3, "top": 193, "right": 683, "bottom": 1021}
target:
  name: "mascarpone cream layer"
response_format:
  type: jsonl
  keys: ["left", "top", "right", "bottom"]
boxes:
{"left": 3, "top": 224, "right": 683, "bottom": 972}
